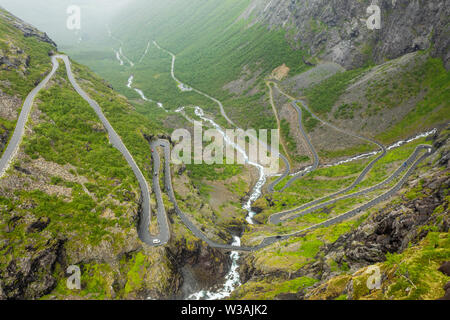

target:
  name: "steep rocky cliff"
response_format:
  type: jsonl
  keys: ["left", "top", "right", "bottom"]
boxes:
{"left": 242, "top": 0, "right": 449, "bottom": 69}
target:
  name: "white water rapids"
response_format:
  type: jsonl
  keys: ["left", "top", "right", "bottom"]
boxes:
{"left": 172, "top": 106, "right": 270, "bottom": 300}
{"left": 111, "top": 37, "right": 247, "bottom": 300}
{"left": 183, "top": 108, "right": 437, "bottom": 300}
{"left": 113, "top": 49, "right": 124, "bottom": 66}
{"left": 127, "top": 75, "right": 150, "bottom": 101}
{"left": 193, "top": 106, "right": 267, "bottom": 225}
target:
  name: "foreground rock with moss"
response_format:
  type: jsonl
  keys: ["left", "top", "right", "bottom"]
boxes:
{"left": 232, "top": 128, "right": 449, "bottom": 300}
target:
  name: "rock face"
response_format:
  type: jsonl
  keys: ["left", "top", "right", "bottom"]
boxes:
{"left": 311, "top": 173, "right": 449, "bottom": 281}
{"left": 237, "top": 128, "right": 449, "bottom": 300}
{"left": 0, "top": 237, "right": 65, "bottom": 299}
{"left": 438, "top": 261, "right": 450, "bottom": 276}
{"left": 168, "top": 238, "right": 231, "bottom": 291}
{"left": 242, "top": 0, "right": 450, "bottom": 69}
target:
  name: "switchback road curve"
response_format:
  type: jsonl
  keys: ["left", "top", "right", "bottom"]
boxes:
{"left": 0, "top": 55, "right": 165, "bottom": 247}
{"left": 151, "top": 137, "right": 432, "bottom": 251}
{"left": 1, "top": 51, "right": 435, "bottom": 253}
{"left": 149, "top": 42, "right": 434, "bottom": 251}
{"left": 0, "top": 59, "right": 58, "bottom": 177}
{"left": 270, "top": 144, "right": 431, "bottom": 224}
{"left": 267, "top": 99, "right": 320, "bottom": 193}
{"left": 266, "top": 82, "right": 390, "bottom": 223}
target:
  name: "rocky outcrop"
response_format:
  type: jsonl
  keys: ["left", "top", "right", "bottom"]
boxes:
{"left": 168, "top": 238, "right": 231, "bottom": 292}
{"left": 0, "top": 8, "right": 57, "bottom": 48}
{"left": 237, "top": 127, "right": 449, "bottom": 300}
{"left": 438, "top": 281, "right": 450, "bottom": 300}
{"left": 309, "top": 172, "right": 449, "bottom": 281}
{"left": 438, "top": 261, "right": 450, "bottom": 276}
{"left": 242, "top": 0, "right": 450, "bottom": 69}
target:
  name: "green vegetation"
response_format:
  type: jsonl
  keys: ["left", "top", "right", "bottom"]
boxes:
{"left": 1, "top": 70, "right": 140, "bottom": 253}
{"left": 43, "top": 263, "right": 115, "bottom": 300}
{"left": 352, "top": 138, "right": 430, "bottom": 192}
{"left": 301, "top": 106, "right": 320, "bottom": 132}
{"left": 0, "top": 8, "right": 56, "bottom": 157}
{"left": 376, "top": 57, "right": 450, "bottom": 143}
{"left": 280, "top": 119, "right": 305, "bottom": 162}
{"left": 186, "top": 163, "right": 243, "bottom": 182}
{"left": 334, "top": 102, "right": 362, "bottom": 120}
{"left": 0, "top": 10, "right": 55, "bottom": 98}
{"left": 304, "top": 68, "right": 367, "bottom": 115}
{"left": 71, "top": 60, "right": 165, "bottom": 175}
{"left": 231, "top": 276, "right": 318, "bottom": 300}
{"left": 124, "top": 252, "right": 151, "bottom": 295}
{"left": 318, "top": 142, "right": 375, "bottom": 160}
{"left": 234, "top": 215, "right": 367, "bottom": 299}
{"left": 70, "top": 0, "right": 309, "bottom": 132}
{"left": 252, "top": 137, "right": 431, "bottom": 236}
{"left": 0, "top": 33, "right": 175, "bottom": 299}
{"left": 351, "top": 232, "right": 450, "bottom": 300}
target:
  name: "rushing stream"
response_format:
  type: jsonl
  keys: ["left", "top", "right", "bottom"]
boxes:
{"left": 111, "top": 37, "right": 254, "bottom": 300}
{"left": 323, "top": 128, "right": 437, "bottom": 168}
{"left": 174, "top": 106, "right": 270, "bottom": 300}
{"left": 193, "top": 106, "right": 267, "bottom": 224}
{"left": 187, "top": 236, "right": 242, "bottom": 300}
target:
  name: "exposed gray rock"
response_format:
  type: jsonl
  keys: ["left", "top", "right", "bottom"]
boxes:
{"left": 0, "top": 238, "right": 65, "bottom": 299}
{"left": 438, "top": 261, "right": 450, "bottom": 276}
{"left": 241, "top": 0, "right": 450, "bottom": 69}
{"left": 314, "top": 173, "right": 449, "bottom": 280}
{"left": 0, "top": 7, "right": 57, "bottom": 48}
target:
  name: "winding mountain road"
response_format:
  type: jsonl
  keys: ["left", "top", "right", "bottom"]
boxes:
{"left": 267, "top": 81, "right": 386, "bottom": 191}
{"left": 153, "top": 41, "right": 237, "bottom": 128}
{"left": 0, "top": 54, "right": 166, "bottom": 247}
{"left": 270, "top": 144, "right": 431, "bottom": 224}
{"left": 266, "top": 82, "right": 392, "bottom": 223}
{"left": 5, "top": 48, "right": 435, "bottom": 253}
{"left": 150, "top": 137, "right": 432, "bottom": 251}
{"left": 267, "top": 99, "right": 320, "bottom": 193}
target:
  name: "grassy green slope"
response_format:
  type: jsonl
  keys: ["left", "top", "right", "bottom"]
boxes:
{"left": 0, "top": 9, "right": 183, "bottom": 298}
{"left": 70, "top": 0, "right": 308, "bottom": 131}
{"left": 0, "top": 8, "right": 56, "bottom": 156}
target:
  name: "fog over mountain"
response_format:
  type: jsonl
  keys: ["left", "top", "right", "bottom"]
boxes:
{"left": 0, "top": 0, "right": 134, "bottom": 47}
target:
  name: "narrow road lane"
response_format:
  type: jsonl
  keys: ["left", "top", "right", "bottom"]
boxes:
{"left": 1, "top": 54, "right": 165, "bottom": 247}
{"left": 152, "top": 137, "right": 432, "bottom": 251}
{"left": 0, "top": 60, "right": 58, "bottom": 177}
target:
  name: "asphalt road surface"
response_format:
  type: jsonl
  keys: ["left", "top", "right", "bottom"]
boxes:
{"left": 0, "top": 55, "right": 164, "bottom": 247}
{"left": 267, "top": 100, "right": 320, "bottom": 193}
{"left": 57, "top": 55, "right": 167, "bottom": 247}
{"left": 0, "top": 59, "right": 58, "bottom": 177}
{"left": 128, "top": 45, "right": 435, "bottom": 251}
